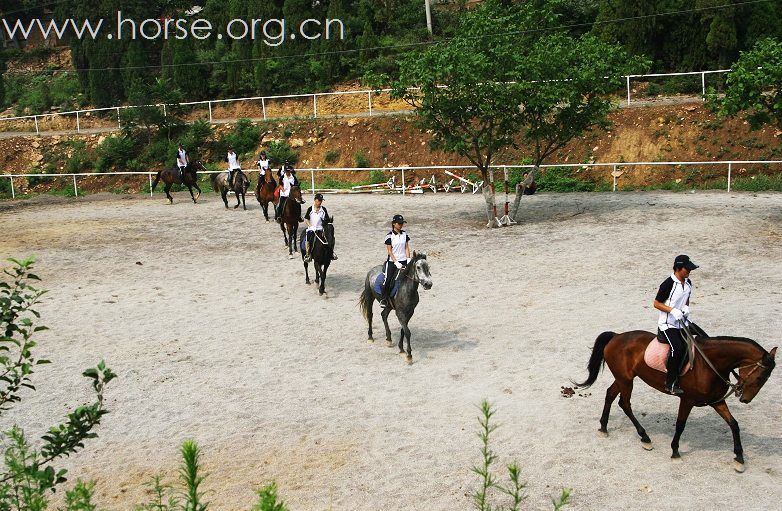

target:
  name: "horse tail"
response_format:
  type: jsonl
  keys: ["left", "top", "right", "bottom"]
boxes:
{"left": 209, "top": 172, "right": 218, "bottom": 192}
{"left": 573, "top": 331, "right": 616, "bottom": 388}
{"left": 358, "top": 276, "right": 373, "bottom": 321}
{"left": 152, "top": 171, "right": 162, "bottom": 191}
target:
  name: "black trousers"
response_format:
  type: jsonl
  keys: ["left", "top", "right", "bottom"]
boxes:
{"left": 658, "top": 328, "right": 687, "bottom": 383}
{"left": 382, "top": 259, "right": 407, "bottom": 297}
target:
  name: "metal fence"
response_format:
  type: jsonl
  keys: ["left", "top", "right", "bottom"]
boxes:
{"left": 0, "top": 68, "right": 734, "bottom": 136}
{"left": 4, "top": 160, "right": 780, "bottom": 200}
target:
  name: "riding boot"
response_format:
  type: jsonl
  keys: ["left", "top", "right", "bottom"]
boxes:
{"left": 665, "top": 355, "right": 684, "bottom": 395}
{"left": 304, "top": 241, "right": 312, "bottom": 262}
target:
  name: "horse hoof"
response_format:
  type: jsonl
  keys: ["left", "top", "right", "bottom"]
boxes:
{"left": 385, "top": 340, "right": 394, "bottom": 348}
{"left": 671, "top": 456, "right": 682, "bottom": 464}
{"left": 405, "top": 355, "right": 413, "bottom": 365}
{"left": 733, "top": 460, "right": 745, "bottom": 473}
{"left": 598, "top": 430, "right": 609, "bottom": 438}
{"left": 289, "top": 255, "right": 293, "bottom": 260}
{"left": 641, "top": 441, "right": 654, "bottom": 451}
{"left": 367, "top": 338, "right": 374, "bottom": 344}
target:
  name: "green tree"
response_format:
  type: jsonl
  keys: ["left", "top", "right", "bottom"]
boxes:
{"left": 0, "top": 257, "right": 115, "bottom": 511}
{"left": 711, "top": 38, "right": 782, "bottom": 131}
{"left": 392, "top": 0, "right": 643, "bottom": 225}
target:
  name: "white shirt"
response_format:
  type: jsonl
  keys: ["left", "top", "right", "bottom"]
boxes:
{"left": 306, "top": 206, "right": 327, "bottom": 232}
{"left": 177, "top": 149, "right": 187, "bottom": 167}
{"left": 227, "top": 152, "right": 240, "bottom": 170}
{"left": 280, "top": 174, "right": 295, "bottom": 197}
{"left": 656, "top": 273, "right": 692, "bottom": 330}
{"left": 385, "top": 229, "right": 410, "bottom": 262}
{"left": 257, "top": 158, "right": 269, "bottom": 174}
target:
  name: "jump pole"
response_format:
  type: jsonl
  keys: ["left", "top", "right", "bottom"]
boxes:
{"left": 489, "top": 167, "right": 501, "bottom": 228}
{"left": 499, "top": 166, "right": 515, "bottom": 226}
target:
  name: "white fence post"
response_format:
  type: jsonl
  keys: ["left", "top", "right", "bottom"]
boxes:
{"left": 727, "top": 162, "right": 732, "bottom": 192}
{"left": 368, "top": 92, "right": 373, "bottom": 117}
{"left": 701, "top": 72, "right": 706, "bottom": 98}
{"left": 73, "top": 175, "right": 78, "bottom": 197}
{"left": 310, "top": 169, "right": 315, "bottom": 196}
{"left": 163, "top": 104, "right": 167, "bottom": 119}
{"left": 401, "top": 167, "right": 406, "bottom": 195}
{"left": 208, "top": 101, "right": 213, "bottom": 123}
{"left": 612, "top": 164, "right": 617, "bottom": 192}
{"left": 262, "top": 98, "right": 267, "bottom": 120}
{"left": 8, "top": 176, "right": 14, "bottom": 199}
{"left": 117, "top": 107, "right": 121, "bottom": 129}
{"left": 76, "top": 111, "right": 81, "bottom": 133}
{"left": 626, "top": 76, "right": 631, "bottom": 105}
{"left": 149, "top": 173, "right": 154, "bottom": 197}
{"left": 313, "top": 95, "right": 317, "bottom": 118}
{"left": 34, "top": 115, "right": 40, "bottom": 135}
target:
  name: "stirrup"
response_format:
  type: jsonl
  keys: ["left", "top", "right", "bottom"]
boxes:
{"left": 666, "top": 383, "right": 684, "bottom": 395}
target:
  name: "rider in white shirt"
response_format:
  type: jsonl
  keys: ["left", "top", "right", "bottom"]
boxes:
{"left": 303, "top": 193, "right": 337, "bottom": 262}
{"left": 176, "top": 144, "right": 189, "bottom": 180}
{"left": 256, "top": 151, "right": 270, "bottom": 182}
{"left": 225, "top": 146, "right": 241, "bottom": 189}
{"left": 380, "top": 214, "right": 411, "bottom": 306}
{"left": 275, "top": 167, "right": 297, "bottom": 222}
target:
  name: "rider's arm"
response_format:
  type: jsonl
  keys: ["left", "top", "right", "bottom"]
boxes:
{"left": 386, "top": 244, "right": 395, "bottom": 262}
{"left": 653, "top": 299, "right": 674, "bottom": 313}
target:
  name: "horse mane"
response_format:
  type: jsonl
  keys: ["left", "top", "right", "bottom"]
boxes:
{"left": 401, "top": 252, "right": 426, "bottom": 277}
{"left": 706, "top": 336, "right": 768, "bottom": 354}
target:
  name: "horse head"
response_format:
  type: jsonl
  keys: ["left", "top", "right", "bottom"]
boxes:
{"left": 290, "top": 185, "right": 302, "bottom": 202}
{"left": 405, "top": 251, "right": 432, "bottom": 290}
{"left": 323, "top": 221, "right": 335, "bottom": 246}
{"left": 738, "top": 345, "right": 776, "bottom": 403}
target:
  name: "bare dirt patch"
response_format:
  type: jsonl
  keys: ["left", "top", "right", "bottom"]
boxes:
{"left": 1, "top": 191, "right": 781, "bottom": 510}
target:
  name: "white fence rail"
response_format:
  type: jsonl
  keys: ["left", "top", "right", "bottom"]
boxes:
{"left": 3, "top": 160, "right": 781, "bottom": 200}
{"left": 0, "top": 68, "right": 733, "bottom": 136}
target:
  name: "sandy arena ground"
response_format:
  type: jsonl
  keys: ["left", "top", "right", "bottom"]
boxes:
{"left": 1, "top": 190, "right": 781, "bottom": 510}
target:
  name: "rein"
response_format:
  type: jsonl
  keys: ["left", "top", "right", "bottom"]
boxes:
{"left": 682, "top": 324, "right": 768, "bottom": 404}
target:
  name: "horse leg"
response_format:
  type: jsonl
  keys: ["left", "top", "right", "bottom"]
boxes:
{"left": 187, "top": 184, "right": 196, "bottom": 203}
{"left": 262, "top": 202, "right": 269, "bottom": 221}
{"left": 711, "top": 401, "right": 745, "bottom": 472}
{"left": 280, "top": 222, "right": 288, "bottom": 246}
{"left": 165, "top": 183, "right": 173, "bottom": 204}
{"left": 234, "top": 191, "right": 241, "bottom": 209}
{"left": 598, "top": 381, "right": 620, "bottom": 437}
{"left": 303, "top": 260, "right": 310, "bottom": 284}
{"left": 397, "top": 313, "right": 413, "bottom": 364}
{"left": 193, "top": 182, "right": 201, "bottom": 201}
{"left": 616, "top": 380, "right": 653, "bottom": 449}
{"left": 242, "top": 192, "right": 247, "bottom": 210}
{"left": 318, "top": 264, "right": 327, "bottom": 295}
{"left": 221, "top": 189, "right": 229, "bottom": 208}
{"left": 364, "top": 284, "right": 375, "bottom": 342}
{"left": 380, "top": 306, "right": 393, "bottom": 347}
{"left": 670, "top": 399, "right": 695, "bottom": 461}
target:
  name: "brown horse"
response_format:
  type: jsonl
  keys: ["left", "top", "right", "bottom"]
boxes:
{"left": 151, "top": 161, "right": 206, "bottom": 204}
{"left": 575, "top": 330, "right": 776, "bottom": 472}
{"left": 211, "top": 170, "right": 250, "bottom": 210}
{"left": 255, "top": 172, "right": 277, "bottom": 221}
{"left": 279, "top": 186, "right": 302, "bottom": 257}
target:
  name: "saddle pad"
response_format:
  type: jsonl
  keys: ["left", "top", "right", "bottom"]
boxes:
{"left": 274, "top": 186, "right": 281, "bottom": 200}
{"left": 373, "top": 273, "right": 400, "bottom": 297}
{"left": 644, "top": 338, "right": 694, "bottom": 375}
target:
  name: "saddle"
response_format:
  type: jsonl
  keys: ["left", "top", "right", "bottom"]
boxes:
{"left": 643, "top": 338, "right": 695, "bottom": 375}
{"left": 373, "top": 273, "right": 401, "bottom": 298}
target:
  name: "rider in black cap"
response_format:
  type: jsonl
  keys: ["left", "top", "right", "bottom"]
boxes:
{"left": 303, "top": 193, "right": 337, "bottom": 261}
{"left": 653, "top": 254, "right": 699, "bottom": 395}
{"left": 380, "top": 214, "right": 410, "bottom": 307}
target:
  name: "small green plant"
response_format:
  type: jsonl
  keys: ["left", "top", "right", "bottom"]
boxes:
{"left": 266, "top": 140, "right": 298, "bottom": 166}
{"left": 472, "top": 400, "right": 571, "bottom": 511}
{"left": 0, "top": 257, "right": 115, "bottom": 511}
{"left": 324, "top": 149, "right": 340, "bottom": 164}
{"left": 369, "top": 169, "right": 385, "bottom": 184}
{"left": 354, "top": 150, "right": 371, "bottom": 168}
{"left": 251, "top": 483, "right": 289, "bottom": 511}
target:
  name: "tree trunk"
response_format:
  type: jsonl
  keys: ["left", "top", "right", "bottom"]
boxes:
{"left": 510, "top": 166, "right": 537, "bottom": 222}
{"left": 482, "top": 183, "right": 497, "bottom": 228}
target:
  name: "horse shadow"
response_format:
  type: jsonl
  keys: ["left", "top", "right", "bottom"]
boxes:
{"left": 625, "top": 409, "right": 782, "bottom": 456}
{"left": 373, "top": 325, "right": 477, "bottom": 361}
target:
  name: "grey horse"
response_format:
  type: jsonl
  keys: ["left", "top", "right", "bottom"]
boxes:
{"left": 359, "top": 252, "right": 433, "bottom": 364}
{"left": 210, "top": 170, "right": 250, "bottom": 210}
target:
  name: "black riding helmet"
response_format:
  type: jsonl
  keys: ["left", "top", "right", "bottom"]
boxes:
{"left": 392, "top": 214, "right": 405, "bottom": 224}
{"left": 314, "top": 193, "right": 324, "bottom": 200}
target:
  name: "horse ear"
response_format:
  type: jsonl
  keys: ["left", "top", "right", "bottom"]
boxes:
{"left": 413, "top": 250, "right": 417, "bottom": 258}
{"left": 770, "top": 347, "right": 777, "bottom": 359}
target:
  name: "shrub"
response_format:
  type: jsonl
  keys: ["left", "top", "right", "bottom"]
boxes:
{"left": 0, "top": 257, "right": 115, "bottom": 511}
{"left": 0, "top": 175, "right": 11, "bottom": 198}
{"left": 354, "top": 150, "right": 370, "bottom": 168}
{"left": 537, "top": 167, "right": 597, "bottom": 192}
{"left": 95, "top": 136, "right": 136, "bottom": 172}
{"left": 182, "top": 119, "right": 213, "bottom": 152}
{"left": 223, "top": 118, "right": 261, "bottom": 156}
{"left": 369, "top": 169, "right": 385, "bottom": 184}
{"left": 324, "top": 149, "right": 340, "bottom": 164}
{"left": 266, "top": 140, "right": 298, "bottom": 166}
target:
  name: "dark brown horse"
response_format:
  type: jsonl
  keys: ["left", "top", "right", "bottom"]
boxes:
{"left": 211, "top": 170, "right": 250, "bottom": 210}
{"left": 152, "top": 161, "right": 206, "bottom": 204}
{"left": 255, "top": 172, "right": 277, "bottom": 221}
{"left": 575, "top": 330, "right": 776, "bottom": 472}
{"left": 279, "top": 185, "right": 302, "bottom": 257}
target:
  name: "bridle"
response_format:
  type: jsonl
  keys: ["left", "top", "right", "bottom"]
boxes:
{"left": 682, "top": 324, "right": 769, "bottom": 403}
